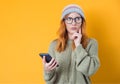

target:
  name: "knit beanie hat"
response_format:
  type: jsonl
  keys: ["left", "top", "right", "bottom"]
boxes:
{"left": 61, "top": 4, "right": 85, "bottom": 20}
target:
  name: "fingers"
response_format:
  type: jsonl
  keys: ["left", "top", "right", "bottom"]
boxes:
{"left": 72, "top": 33, "right": 79, "bottom": 39}
{"left": 72, "top": 28, "right": 82, "bottom": 39}
{"left": 43, "top": 57, "right": 58, "bottom": 72}
{"left": 47, "top": 58, "right": 58, "bottom": 70}
{"left": 49, "top": 60, "right": 58, "bottom": 69}
{"left": 50, "top": 62, "right": 58, "bottom": 70}
{"left": 42, "top": 56, "right": 46, "bottom": 64}
{"left": 79, "top": 28, "right": 81, "bottom": 34}
{"left": 48, "top": 58, "right": 55, "bottom": 66}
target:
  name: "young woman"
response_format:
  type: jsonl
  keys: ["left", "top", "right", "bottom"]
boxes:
{"left": 42, "top": 4, "right": 100, "bottom": 84}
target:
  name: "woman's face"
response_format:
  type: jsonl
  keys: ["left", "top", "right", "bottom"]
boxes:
{"left": 64, "top": 12, "right": 82, "bottom": 34}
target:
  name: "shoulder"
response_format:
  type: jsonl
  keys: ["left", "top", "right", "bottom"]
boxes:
{"left": 89, "top": 38, "right": 98, "bottom": 43}
{"left": 49, "top": 39, "right": 58, "bottom": 48}
{"left": 88, "top": 38, "right": 98, "bottom": 47}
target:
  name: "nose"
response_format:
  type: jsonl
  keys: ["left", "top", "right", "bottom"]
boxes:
{"left": 72, "top": 20, "right": 76, "bottom": 25}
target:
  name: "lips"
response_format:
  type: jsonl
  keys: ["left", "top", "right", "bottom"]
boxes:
{"left": 71, "top": 27, "right": 77, "bottom": 30}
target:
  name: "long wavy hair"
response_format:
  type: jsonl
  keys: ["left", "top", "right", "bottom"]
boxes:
{"left": 56, "top": 14, "right": 89, "bottom": 52}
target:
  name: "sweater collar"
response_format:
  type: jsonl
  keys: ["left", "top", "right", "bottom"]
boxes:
{"left": 67, "top": 39, "right": 73, "bottom": 44}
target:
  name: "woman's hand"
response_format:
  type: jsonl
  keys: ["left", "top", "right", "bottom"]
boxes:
{"left": 42, "top": 56, "right": 58, "bottom": 72}
{"left": 72, "top": 28, "right": 82, "bottom": 47}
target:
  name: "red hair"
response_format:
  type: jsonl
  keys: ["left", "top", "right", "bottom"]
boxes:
{"left": 56, "top": 14, "right": 89, "bottom": 52}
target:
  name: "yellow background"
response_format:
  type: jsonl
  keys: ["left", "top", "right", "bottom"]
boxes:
{"left": 0, "top": 0, "right": 120, "bottom": 84}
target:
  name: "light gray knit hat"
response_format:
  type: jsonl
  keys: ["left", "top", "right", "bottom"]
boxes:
{"left": 61, "top": 4, "right": 85, "bottom": 20}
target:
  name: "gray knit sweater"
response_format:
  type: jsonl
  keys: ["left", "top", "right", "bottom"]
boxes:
{"left": 44, "top": 38, "right": 100, "bottom": 84}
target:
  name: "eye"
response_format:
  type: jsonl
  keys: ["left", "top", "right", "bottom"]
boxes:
{"left": 75, "top": 17, "right": 81, "bottom": 21}
{"left": 66, "top": 17, "right": 72, "bottom": 21}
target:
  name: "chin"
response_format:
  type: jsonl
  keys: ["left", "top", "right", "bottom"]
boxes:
{"left": 70, "top": 30, "right": 78, "bottom": 34}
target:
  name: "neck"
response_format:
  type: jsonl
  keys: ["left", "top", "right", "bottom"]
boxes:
{"left": 68, "top": 33, "right": 73, "bottom": 40}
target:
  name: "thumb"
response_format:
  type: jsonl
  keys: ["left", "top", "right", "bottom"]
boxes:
{"left": 42, "top": 56, "right": 46, "bottom": 64}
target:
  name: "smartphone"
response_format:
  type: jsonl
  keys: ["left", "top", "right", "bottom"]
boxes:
{"left": 39, "top": 53, "right": 52, "bottom": 63}
{"left": 39, "top": 53, "right": 59, "bottom": 67}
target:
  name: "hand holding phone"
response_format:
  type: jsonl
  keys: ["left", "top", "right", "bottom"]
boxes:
{"left": 39, "top": 53, "right": 59, "bottom": 67}
{"left": 39, "top": 53, "right": 52, "bottom": 63}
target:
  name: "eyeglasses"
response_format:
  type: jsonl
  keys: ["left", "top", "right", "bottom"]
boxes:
{"left": 64, "top": 17, "right": 82, "bottom": 24}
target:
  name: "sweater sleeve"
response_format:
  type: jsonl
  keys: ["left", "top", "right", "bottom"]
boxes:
{"left": 43, "top": 40, "right": 57, "bottom": 84}
{"left": 74, "top": 38, "right": 100, "bottom": 76}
